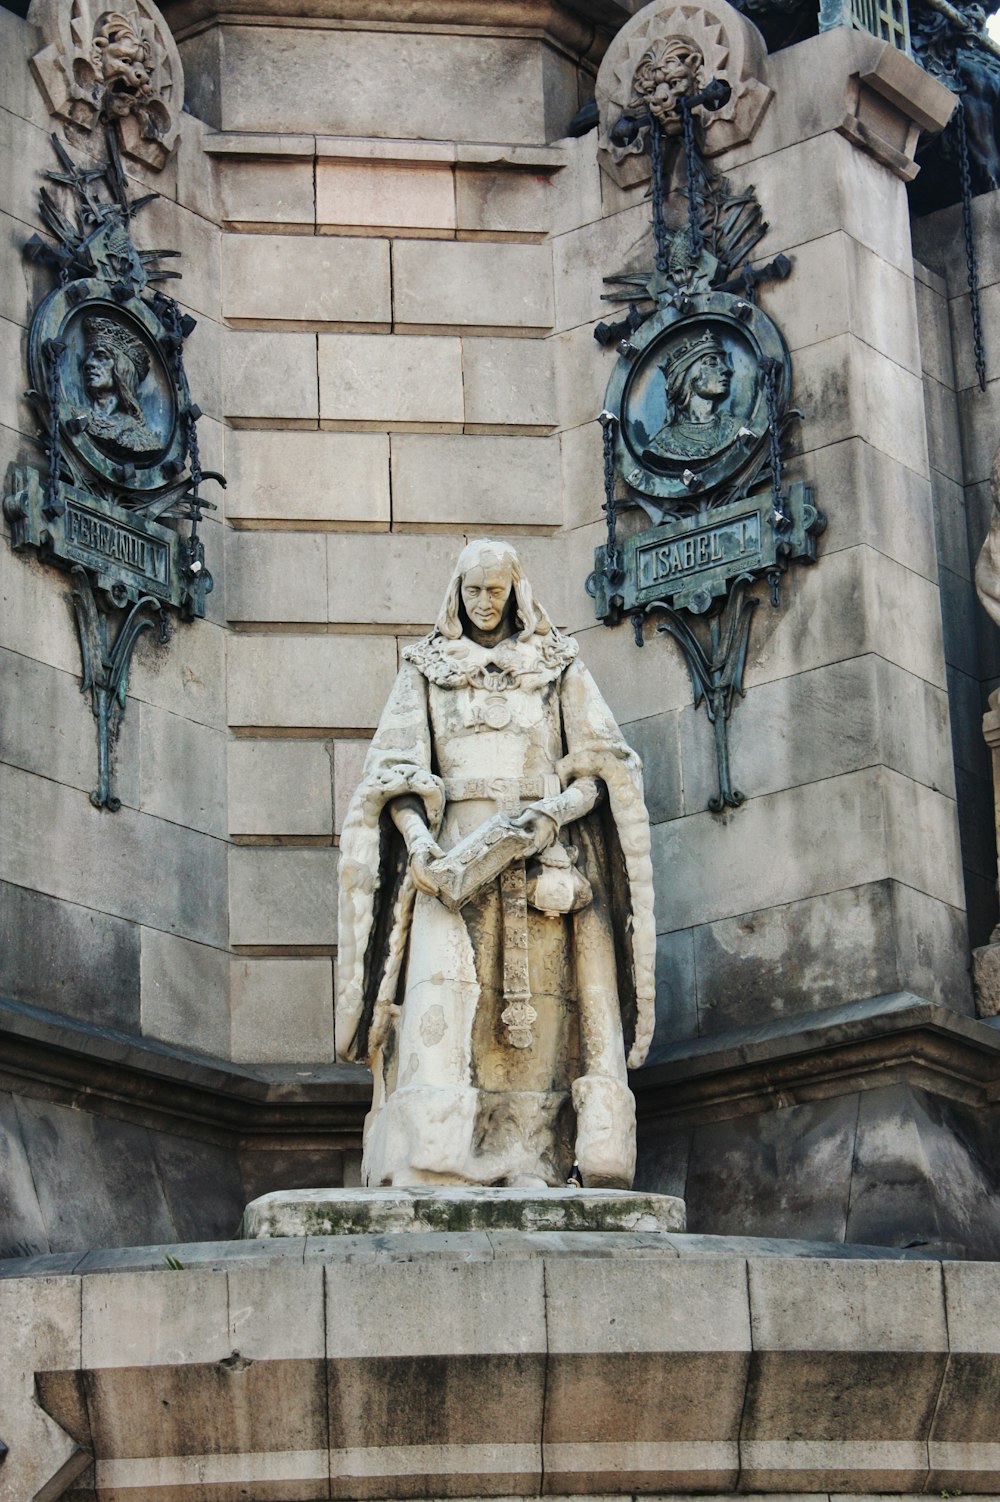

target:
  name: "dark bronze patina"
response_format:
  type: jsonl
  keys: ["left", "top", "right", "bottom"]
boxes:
{"left": 3, "top": 127, "right": 221, "bottom": 810}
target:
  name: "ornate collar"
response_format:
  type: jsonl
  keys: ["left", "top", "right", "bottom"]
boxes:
{"left": 404, "top": 628, "right": 579, "bottom": 689}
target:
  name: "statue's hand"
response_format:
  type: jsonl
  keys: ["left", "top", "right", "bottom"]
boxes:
{"left": 512, "top": 804, "right": 559, "bottom": 860}
{"left": 409, "top": 834, "right": 445, "bottom": 896}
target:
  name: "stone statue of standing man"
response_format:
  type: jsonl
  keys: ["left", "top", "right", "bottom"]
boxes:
{"left": 335, "top": 539, "right": 656, "bottom": 1190}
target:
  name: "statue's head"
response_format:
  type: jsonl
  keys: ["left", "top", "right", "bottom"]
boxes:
{"left": 82, "top": 316, "right": 149, "bottom": 420}
{"left": 659, "top": 330, "right": 732, "bottom": 423}
{"left": 436, "top": 538, "right": 552, "bottom": 644}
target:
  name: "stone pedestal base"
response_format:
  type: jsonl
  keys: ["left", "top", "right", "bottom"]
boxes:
{"left": 240, "top": 1185, "right": 686, "bottom": 1238}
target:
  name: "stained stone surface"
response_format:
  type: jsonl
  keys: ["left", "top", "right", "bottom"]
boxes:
{"left": 241, "top": 1186, "right": 687, "bottom": 1238}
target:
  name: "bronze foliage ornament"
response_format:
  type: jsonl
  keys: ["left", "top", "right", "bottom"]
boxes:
{"left": 586, "top": 4, "right": 824, "bottom": 813}
{"left": 3, "top": 127, "right": 221, "bottom": 811}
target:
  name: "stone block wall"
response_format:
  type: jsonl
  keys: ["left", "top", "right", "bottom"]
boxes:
{"left": 1, "top": 0, "right": 996, "bottom": 1253}
{"left": 912, "top": 189, "right": 1000, "bottom": 948}
{"left": 0, "top": 6, "right": 232, "bottom": 1062}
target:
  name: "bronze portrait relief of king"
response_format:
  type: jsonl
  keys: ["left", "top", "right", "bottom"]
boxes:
{"left": 78, "top": 315, "right": 162, "bottom": 458}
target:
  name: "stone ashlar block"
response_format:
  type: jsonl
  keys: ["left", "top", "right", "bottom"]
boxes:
{"left": 224, "top": 428, "right": 390, "bottom": 525}
{"left": 226, "top": 530, "right": 328, "bottom": 623}
{"left": 727, "top": 129, "right": 913, "bottom": 278}
{"left": 845, "top": 1084, "right": 1000, "bottom": 1259}
{"left": 129, "top": 614, "right": 226, "bottom": 731}
{"left": 0, "top": 645, "right": 139, "bottom": 810}
{"left": 760, "top": 232, "right": 921, "bottom": 377}
{"left": 140, "top": 926, "right": 230, "bottom": 1059}
{"left": 679, "top": 1094, "right": 859, "bottom": 1244}
{"left": 461, "top": 336, "right": 556, "bottom": 429}
{"left": 791, "top": 332, "right": 929, "bottom": 478}
{"left": 691, "top": 882, "right": 900, "bottom": 1035}
{"left": 572, "top": 619, "right": 693, "bottom": 727}
{"left": 170, "top": 112, "right": 221, "bottom": 227}
{"left": 227, "top": 633, "right": 398, "bottom": 730}
{"left": 0, "top": 315, "right": 32, "bottom": 438}
{"left": 543, "top": 1258, "right": 749, "bottom": 1491}
{"left": 547, "top": 135, "right": 604, "bottom": 240}
{"left": 0, "top": 1089, "right": 49, "bottom": 1259}
{"left": 746, "top": 545, "right": 946, "bottom": 694}
{"left": 327, "top": 533, "right": 462, "bottom": 625}
{"left": 923, "top": 374, "right": 965, "bottom": 486}
{"left": 219, "top": 157, "right": 315, "bottom": 229}
{"left": 224, "top": 329, "right": 318, "bottom": 422}
{"left": 227, "top": 1262, "right": 326, "bottom": 1359}
{"left": 741, "top": 1258, "right": 947, "bottom": 1490}
{"left": 142, "top": 193, "right": 222, "bottom": 323}
{"left": 951, "top": 281, "right": 1000, "bottom": 392}
{"left": 552, "top": 319, "right": 614, "bottom": 436}
{"left": 228, "top": 739, "right": 334, "bottom": 837}
{"left": 0, "top": 761, "right": 228, "bottom": 949}
{"left": 560, "top": 416, "right": 604, "bottom": 528}
{"left": 1, "top": 1272, "right": 89, "bottom": 1502}
{"left": 932, "top": 469, "right": 973, "bottom": 583}
{"left": 912, "top": 188, "right": 1000, "bottom": 301}
{"left": 914, "top": 270, "right": 957, "bottom": 390}
{"left": 317, "top": 159, "right": 456, "bottom": 233}
{"left": 392, "top": 241, "right": 553, "bottom": 331}
{"left": 454, "top": 166, "right": 550, "bottom": 236}
{"left": 931, "top": 1263, "right": 1000, "bottom": 1487}
{"left": 334, "top": 739, "right": 370, "bottom": 836}
{"left": 319, "top": 333, "right": 463, "bottom": 426}
{"left": 230, "top": 956, "right": 334, "bottom": 1062}
{"left": 0, "top": 103, "right": 58, "bottom": 234}
{"left": 552, "top": 201, "right": 652, "bottom": 334}
{"left": 229, "top": 845, "right": 339, "bottom": 947}
{"left": 680, "top": 654, "right": 955, "bottom": 813}
{"left": 651, "top": 765, "right": 960, "bottom": 934}
{"left": 138, "top": 702, "right": 228, "bottom": 838}
{"left": 0, "top": 879, "right": 140, "bottom": 1034}
{"left": 83, "top": 1266, "right": 230, "bottom": 1368}
{"left": 326, "top": 1258, "right": 545, "bottom": 1359}
{"left": 0, "top": 208, "right": 52, "bottom": 332}
{"left": 206, "top": 25, "right": 566, "bottom": 146}
{"left": 958, "top": 374, "right": 1000, "bottom": 486}
{"left": 223, "top": 233, "right": 391, "bottom": 327}
{"left": 390, "top": 433, "right": 561, "bottom": 527}
{"left": 15, "top": 1094, "right": 177, "bottom": 1254}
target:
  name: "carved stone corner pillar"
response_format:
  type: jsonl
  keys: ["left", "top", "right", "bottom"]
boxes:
{"left": 27, "top": 0, "right": 185, "bottom": 170}
{"left": 972, "top": 691, "right": 1000, "bottom": 1018}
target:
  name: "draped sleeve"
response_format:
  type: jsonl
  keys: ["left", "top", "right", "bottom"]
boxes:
{"left": 557, "top": 658, "right": 657, "bottom": 1069}
{"left": 335, "top": 661, "right": 444, "bottom": 1061}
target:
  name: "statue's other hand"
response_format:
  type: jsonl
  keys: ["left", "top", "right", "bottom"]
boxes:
{"left": 512, "top": 805, "right": 559, "bottom": 859}
{"left": 409, "top": 837, "right": 444, "bottom": 896}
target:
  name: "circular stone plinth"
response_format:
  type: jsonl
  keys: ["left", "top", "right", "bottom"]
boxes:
{"left": 240, "top": 1186, "right": 686, "bottom": 1239}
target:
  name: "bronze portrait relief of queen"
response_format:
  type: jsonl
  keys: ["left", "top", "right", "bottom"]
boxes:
{"left": 644, "top": 329, "right": 744, "bottom": 465}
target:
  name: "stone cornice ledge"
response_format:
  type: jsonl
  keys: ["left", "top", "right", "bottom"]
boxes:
{"left": 161, "top": 0, "right": 639, "bottom": 58}
{"left": 632, "top": 991, "right": 1000, "bottom": 1124}
{"left": 0, "top": 995, "right": 371, "bottom": 1150}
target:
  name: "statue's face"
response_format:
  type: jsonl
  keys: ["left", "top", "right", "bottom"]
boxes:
{"left": 84, "top": 345, "right": 115, "bottom": 397}
{"left": 461, "top": 561, "right": 513, "bottom": 633}
{"left": 689, "top": 350, "right": 731, "bottom": 403}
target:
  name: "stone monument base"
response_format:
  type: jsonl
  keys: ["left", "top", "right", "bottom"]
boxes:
{"left": 240, "top": 1185, "right": 686, "bottom": 1238}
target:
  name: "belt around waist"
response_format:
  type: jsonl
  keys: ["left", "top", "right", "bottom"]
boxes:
{"left": 442, "top": 774, "right": 561, "bottom": 803}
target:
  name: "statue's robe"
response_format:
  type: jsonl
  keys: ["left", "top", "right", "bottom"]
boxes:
{"left": 335, "top": 625, "right": 656, "bottom": 1189}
